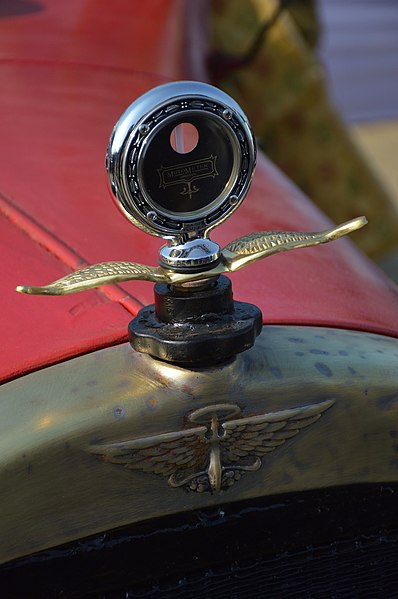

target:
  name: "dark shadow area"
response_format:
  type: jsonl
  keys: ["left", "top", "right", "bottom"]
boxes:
{"left": 0, "top": 0, "right": 43, "bottom": 17}
{"left": 2, "top": 483, "right": 398, "bottom": 598}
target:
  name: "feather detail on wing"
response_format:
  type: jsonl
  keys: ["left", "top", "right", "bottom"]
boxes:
{"left": 90, "top": 426, "right": 208, "bottom": 477}
{"left": 221, "top": 217, "right": 367, "bottom": 271}
{"left": 16, "top": 261, "right": 168, "bottom": 295}
{"left": 220, "top": 399, "right": 334, "bottom": 464}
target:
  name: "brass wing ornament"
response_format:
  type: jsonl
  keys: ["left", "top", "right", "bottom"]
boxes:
{"left": 90, "top": 400, "right": 335, "bottom": 494}
{"left": 16, "top": 217, "right": 366, "bottom": 295}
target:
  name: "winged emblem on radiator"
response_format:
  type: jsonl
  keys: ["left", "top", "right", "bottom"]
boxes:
{"left": 90, "top": 400, "right": 334, "bottom": 494}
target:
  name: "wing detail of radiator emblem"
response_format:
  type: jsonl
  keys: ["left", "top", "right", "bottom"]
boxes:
{"left": 89, "top": 400, "right": 334, "bottom": 494}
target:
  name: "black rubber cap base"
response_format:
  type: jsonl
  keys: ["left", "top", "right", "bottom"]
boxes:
{"left": 128, "top": 276, "right": 262, "bottom": 367}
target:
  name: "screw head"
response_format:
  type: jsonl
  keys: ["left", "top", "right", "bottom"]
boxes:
{"left": 222, "top": 109, "right": 233, "bottom": 120}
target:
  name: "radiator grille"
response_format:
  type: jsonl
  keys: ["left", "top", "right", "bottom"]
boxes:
{"left": 3, "top": 484, "right": 398, "bottom": 599}
{"left": 103, "top": 532, "right": 398, "bottom": 599}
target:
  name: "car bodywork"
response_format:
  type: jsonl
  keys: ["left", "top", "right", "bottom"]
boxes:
{"left": 1, "top": 1, "right": 398, "bottom": 596}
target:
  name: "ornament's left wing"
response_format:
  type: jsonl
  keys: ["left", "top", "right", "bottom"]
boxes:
{"left": 89, "top": 426, "right": 208, "bottom": 479}
{"left": 16, "top": 261, "right": 168, "bottom": 295}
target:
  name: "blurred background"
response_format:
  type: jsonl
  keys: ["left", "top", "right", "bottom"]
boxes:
{"left": 209, "top": 0, "right": 398, "bottom": 281}
{"left": 318, "top": 0, "right": 398, "bottom": 279}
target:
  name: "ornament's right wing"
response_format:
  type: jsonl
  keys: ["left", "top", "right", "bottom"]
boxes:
{"left": 16, "top": 261, "right": 168, "bottom": 295}
{"left": 220, "top": 399, "right": 335, "bottom": 464}
{"left": 222, "top": 216, "right": 367, "bottom": 271}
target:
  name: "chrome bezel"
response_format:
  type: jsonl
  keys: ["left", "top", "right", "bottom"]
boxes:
{"left": 107, "top": 81, "right": 256, "bottom": 240}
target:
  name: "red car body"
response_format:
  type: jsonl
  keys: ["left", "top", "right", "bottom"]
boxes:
{"left": 1, "top": 0, "right": 397, "bottom": 384}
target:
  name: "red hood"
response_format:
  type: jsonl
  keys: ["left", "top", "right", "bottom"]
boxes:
{"left": 1, "top": 0, "right": 397, "bottom": 383}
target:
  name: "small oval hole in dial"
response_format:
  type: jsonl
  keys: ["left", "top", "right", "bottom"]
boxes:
{"left": 170, "top": 123, "right": 199, "bottom": 154}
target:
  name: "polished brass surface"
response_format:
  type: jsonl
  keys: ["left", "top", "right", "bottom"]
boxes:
{"left": 16, "top": 217, "right": 366, "bottom": 295}
{"left": 1, "top": 325, "right": 398, "bottom": 564}
{"left": 16, "top": 262, "right": 165, "bottom": 295}
{"left": 221, "top": 217, "right": 367, "bottom": 270}
{"left": 91, "top": 400, "right": 334, "bottom": 494}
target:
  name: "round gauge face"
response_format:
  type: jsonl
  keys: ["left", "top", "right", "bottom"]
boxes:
{"left": 138, "top": 111, "right": 237, "bottom": 220}
{"left": 107, "top": 82, "right": 256, "bottom": 239}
